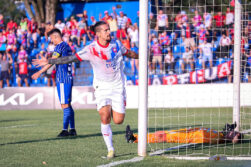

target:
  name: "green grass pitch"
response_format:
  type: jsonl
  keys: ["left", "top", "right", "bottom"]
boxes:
{"left": 0, "top": 108, "right": 251, "bottom": 167}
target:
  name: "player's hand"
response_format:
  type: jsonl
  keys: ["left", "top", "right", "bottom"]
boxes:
{"left": 31, "top": 72, "right": 41, "bottom": 80}
{"left": 32, "top": 54, "right": 49, "bottom": 67}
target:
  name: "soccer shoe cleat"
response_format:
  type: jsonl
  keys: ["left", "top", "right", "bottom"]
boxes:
{"left": 57, "top": 130, "right": 69, "bottom": 137}
{"left": 125, "top": 125, "right": 136, "bottom": 143}
{"left": 69, "top": 129, "right": 77, "bottom": 136}
{"left": 107, "top": 150, "right": 115, "bottom": 159}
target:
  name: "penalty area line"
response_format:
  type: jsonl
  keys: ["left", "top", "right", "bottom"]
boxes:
{"left": 97, "top": 157, "right": 144, "bottom": 167}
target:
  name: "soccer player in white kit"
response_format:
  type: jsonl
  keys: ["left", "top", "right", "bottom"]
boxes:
{"left": 33, "top": 21, "right": 138, "bottom": 159}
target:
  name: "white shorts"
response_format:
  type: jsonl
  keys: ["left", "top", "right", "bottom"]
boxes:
{"left": 94, "top": 86, "right": 126, "bottom": 114}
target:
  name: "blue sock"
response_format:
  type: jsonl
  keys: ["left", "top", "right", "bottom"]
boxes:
{"left": 69, "top": 107, "right": 75, "bottom": 129}
{"left": 63, "top": 107, "right": 71, "bottom": 130}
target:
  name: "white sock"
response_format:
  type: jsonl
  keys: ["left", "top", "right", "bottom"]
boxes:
{"left": 101, "top": 123, "right": 114, "bottom": 151}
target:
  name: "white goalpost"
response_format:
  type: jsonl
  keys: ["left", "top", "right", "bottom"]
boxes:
{"left": 138, "top": 0, "right": 251, "bottom": 159}
{"left": 233, "top": 0, "right": 241, "bottom": 131}
{"left": 138, "top": 0, "right": 148, "bottom": 157}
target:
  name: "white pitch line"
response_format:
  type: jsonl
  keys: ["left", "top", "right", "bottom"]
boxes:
{"left": 164, "top": 156, "right": 251, "bottom": 161}
{"left": 97, "top": 157, "right": 144, "bottom": 167}
{"left": 0, "top": 124, "right": 37, "bottom": 129}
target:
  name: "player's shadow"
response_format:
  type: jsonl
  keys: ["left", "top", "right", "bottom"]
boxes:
{"left": 0, "top": 130, "right": 127, "bottom": 146}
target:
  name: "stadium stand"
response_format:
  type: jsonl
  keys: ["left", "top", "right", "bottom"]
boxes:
{"left": 0, "top": 1, "right": 250, "bottom": 87}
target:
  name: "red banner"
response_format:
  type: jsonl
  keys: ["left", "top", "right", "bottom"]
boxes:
{"left": 162, "top": 61, "right": 232, "bottom": 85}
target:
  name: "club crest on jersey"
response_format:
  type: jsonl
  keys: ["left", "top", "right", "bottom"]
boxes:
{"left": 112, "top": 47, "right": 117, "bottom": 53}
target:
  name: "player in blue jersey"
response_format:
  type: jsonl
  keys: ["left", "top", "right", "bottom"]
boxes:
{"left": 32, "top": 28, "right": 77, "bottom": 137}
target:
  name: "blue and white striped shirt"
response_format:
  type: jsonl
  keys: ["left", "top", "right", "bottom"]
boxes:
{"left": 52, "top": 41, "right": 73, "bottom": 83}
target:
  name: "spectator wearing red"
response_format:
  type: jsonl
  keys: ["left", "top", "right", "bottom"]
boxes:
{"left": 17, "top": 45, "right": 29, "bottom": 87}
{"left": 214, "top": 12, "right": 225, "bottom": 36}
{"left": 68, "top": 16, "right": 77, "bottom": 29}
{"left": 183, "top": 23, "right": 196, "bottom": 51}
{"left": 100, "top": 11, "right": 111, "bottom": 23}
{"left": 7, "top": 19, "right": 17, "bottom": 31}
{"left": 28, "top": 18, "right": 38, "bottom": 33}
{"left": 116, "top": 27, "right": 127, "bottom": 40}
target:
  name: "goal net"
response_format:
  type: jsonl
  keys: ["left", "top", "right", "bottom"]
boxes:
{"left": 139, "top": 0, "right": 251, "bottom": 159}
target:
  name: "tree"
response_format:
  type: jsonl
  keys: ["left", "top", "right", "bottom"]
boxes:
{"left": 0, "top": 0, "right": 26, "bottom": 24}
{"left": 23, "top": 0, "right": 58, "bottom": 26}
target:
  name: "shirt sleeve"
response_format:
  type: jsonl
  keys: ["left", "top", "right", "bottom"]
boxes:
{"left": 75, "top": 45, "right": 92, "bottom": 61}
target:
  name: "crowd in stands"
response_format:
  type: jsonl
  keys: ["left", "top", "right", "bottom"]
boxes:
{"left": 0, "top": 6, "right": 250, "bottom": 88}
{"left": 149, "top": 8, "right": 251, "bottom": 82}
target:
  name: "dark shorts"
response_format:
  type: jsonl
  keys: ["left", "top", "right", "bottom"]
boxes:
{"left": 45, "top": 73, "right": 52, "bottom": 78}
{"left": 0, "top": 71, "right": 10, "bottom": 80}
{"left": 18, "top": 74, "right": 28, "bottom": 80}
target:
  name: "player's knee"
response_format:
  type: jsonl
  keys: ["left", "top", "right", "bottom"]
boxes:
{"left": 101, "top": 117, "right": 111, "bottom": 124}
{"left": 113, "top": 118, "right": 124, "bottom": 124}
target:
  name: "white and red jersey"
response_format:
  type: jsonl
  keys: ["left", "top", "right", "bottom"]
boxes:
{"left": 76, "top": 39, "right": 128, "bottom": 89}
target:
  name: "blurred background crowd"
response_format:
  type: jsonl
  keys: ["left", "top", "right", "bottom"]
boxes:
{"left": 0, "top": 3, "right": 250, "bottom": 88}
